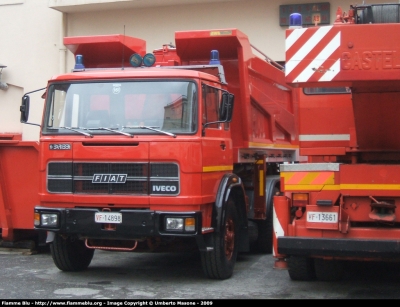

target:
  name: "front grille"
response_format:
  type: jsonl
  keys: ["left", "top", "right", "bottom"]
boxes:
{"left": 73, "top": 163, "right": 148, "bottom": 177}
{"left": 48, "top": 162, "right": 73, "bottom": 176}
{"left": 151, "top": 163, "right": 178, "bottom": 177}
{"left": 48, "top": 179, "right": 73, "bottom": 193}
{"left": 47, "top": 162, "right": 179, "bottom": 195}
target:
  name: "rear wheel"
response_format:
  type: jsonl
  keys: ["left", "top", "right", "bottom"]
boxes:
{"left": 254, "top": 186, "right": 279, "bottom": 254}
{"left": 287, "top": 256, "right": 316, "bottom": 281}
{"left": 254, "top": 218, "right": 272, "bottom": 253}
{"left": 314, "top": 258, "right": 344, "bottom": 281}
{"left": 201, "top": 199, "right": 239, "bottom": 280}
{"left": 50, "top": 234, "right": 94, "bottom": 271}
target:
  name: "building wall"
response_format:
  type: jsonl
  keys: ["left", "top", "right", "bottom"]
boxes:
{"left": 0, "top": 0, "right": 393, "bottom": 140}
{"left": 0, "top": 0, "right": 61, "bottom": 140}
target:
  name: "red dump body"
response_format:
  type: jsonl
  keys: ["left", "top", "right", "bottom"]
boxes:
{"left": 0, "top": 134, "right": 39, "bottom": 243}
{"left": 273, "top": 4, "right": 400, "bottom": 281}
{"left": 175, "top": 29, "right": 299, "bottom": 160}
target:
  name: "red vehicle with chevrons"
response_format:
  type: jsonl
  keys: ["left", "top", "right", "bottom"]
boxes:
{"left": 273, "top": 3, "right": 400, "bottom": 281}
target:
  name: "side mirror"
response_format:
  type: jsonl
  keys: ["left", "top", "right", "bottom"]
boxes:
{"left": 20, "top": 95, "right": 30, "bottom": 123}
{"left": 219, "top": 92, "right": 234, "bottom": 122}
{"left": 226, "top": 93, "right": 234, "bottom": 122}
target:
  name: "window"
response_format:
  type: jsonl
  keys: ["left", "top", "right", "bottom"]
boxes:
{"left": 202, "top": 84, "right": 220, "bottom": 129}
{"left": 303, "top": 87, "right": 351, "bottom": 95}
{"left": 44, "top": 80, "right": 198, "bottom": 135}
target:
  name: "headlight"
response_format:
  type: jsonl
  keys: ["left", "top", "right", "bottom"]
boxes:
{"left": 166, "top": 217, "right": 184, "bottom": 230}
{"left": 37, "top": 213, "right": 58, "bottom": 227}
{"left": 165, "top": 217, "right": 196, "bottom": 232}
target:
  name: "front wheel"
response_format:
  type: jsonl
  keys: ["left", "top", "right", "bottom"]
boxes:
{"left": 201, "top": 199, "right": 239, "bottom": 280}
{"left": 50, "top": 234, "right": 94, "bottom": 271}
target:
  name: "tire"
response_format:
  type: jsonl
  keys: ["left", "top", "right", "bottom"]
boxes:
{"left": 287, "top": 256, "right": 316, "bottom": 281}
{"left": 254, "top": 218, "right": 272, "bottom": 253}
{"left": 254, "top": 187, "right": 278, "bottom": 254}
{"left": 201, "top": 199, "right": 239, "bottom": 280}
{"left": 314, "top": 258, "right": 344, "bottom": 281}
{"left": 50, "top": 234, "right": 94, "bottom": 272}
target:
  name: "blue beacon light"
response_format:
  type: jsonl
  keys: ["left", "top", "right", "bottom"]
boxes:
{"left": 209, "top": 50, "right": 221, "bottom": 65}
{"left": 289, "top": 13, "right": 302, "bottom": 29}
{"left": 74, "top": 55, "right": 85, "bottom": 70}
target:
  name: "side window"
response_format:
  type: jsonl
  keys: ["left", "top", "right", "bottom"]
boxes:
{"left": 48, "top": 89, "right": 67, "bottom": 127}
{"left": 202, "top": 84, "right": 219, "bottom": 129}
{"left": 304, "top": 87, "right": 351, "bottom": 95}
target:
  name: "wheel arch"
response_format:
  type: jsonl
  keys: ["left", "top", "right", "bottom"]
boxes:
{"left": 266, "top": 175, "right": 281, "bottom": 215}
{"left": 213, "top": 173, "right": 248, "bottom": 251}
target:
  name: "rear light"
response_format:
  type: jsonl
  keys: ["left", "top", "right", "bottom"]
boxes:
{"left": 292, "top": 193, "right": 309, "bottom": 207}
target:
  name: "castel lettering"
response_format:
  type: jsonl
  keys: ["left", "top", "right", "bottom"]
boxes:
{"left": 342, "top": 51, "right": 400, "bottom": 70}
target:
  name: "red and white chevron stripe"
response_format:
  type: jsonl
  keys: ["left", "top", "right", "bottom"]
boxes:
{"left": 285, "top": 26, "right": 341, "bottom": 83}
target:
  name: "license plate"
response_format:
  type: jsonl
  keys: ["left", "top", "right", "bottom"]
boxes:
{"left": 307, "top": 211, "right": 338, "bottom": 223}
{"left": 95, "top": 212, "right": 122, "bottom": 224}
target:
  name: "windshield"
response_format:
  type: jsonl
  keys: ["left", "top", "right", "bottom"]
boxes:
{"left": 43, "top": 80, "right": 197, "bottom": 135}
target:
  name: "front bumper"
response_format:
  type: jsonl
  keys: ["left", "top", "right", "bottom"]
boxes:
{"left": 34, "top": 207, "right": 203, "bottom": 240}
{"left": 278, "top": 237, "right": 400, "bottom": 259}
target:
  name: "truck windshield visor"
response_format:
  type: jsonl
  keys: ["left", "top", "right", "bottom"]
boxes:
{"left": 43, "top": 80, "right": 197, "bottom": 135}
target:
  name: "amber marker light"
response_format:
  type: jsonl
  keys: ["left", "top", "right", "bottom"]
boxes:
{"left": 34, "top": 212, "right": 41, "bottom": 226}
{"left": 292, "top": 193, "right": 309, "bottom": 207}
{"left": 185, "top": 218, "right": 196, "bottom": 231}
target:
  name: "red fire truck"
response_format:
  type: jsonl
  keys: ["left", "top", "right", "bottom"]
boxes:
{"left": 20, "top": 29, "right": 301, "bottom": 279}
{"left": 273, "top": 3, "right": 400, "bottom": 281}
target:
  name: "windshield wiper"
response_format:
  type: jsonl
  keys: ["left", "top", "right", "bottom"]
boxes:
{"left": 50, "top": 127, "right": 93, "bottom": 138}
{"left": 123, "top": 126, "right": 176, "bottom": 138}
{"left": 87, "top": 127, "right": 134, "bottom": 138}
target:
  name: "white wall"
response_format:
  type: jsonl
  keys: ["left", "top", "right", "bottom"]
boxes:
{"left": 0, "top": 0, "right": 62, "bottom": 140}
{"left": 0, "top": 0, "right": 395, "bottom": 140}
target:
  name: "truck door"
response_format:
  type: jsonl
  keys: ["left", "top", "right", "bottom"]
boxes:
{"left": 201, "top": 83, "right": 233, "bottom": 193}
